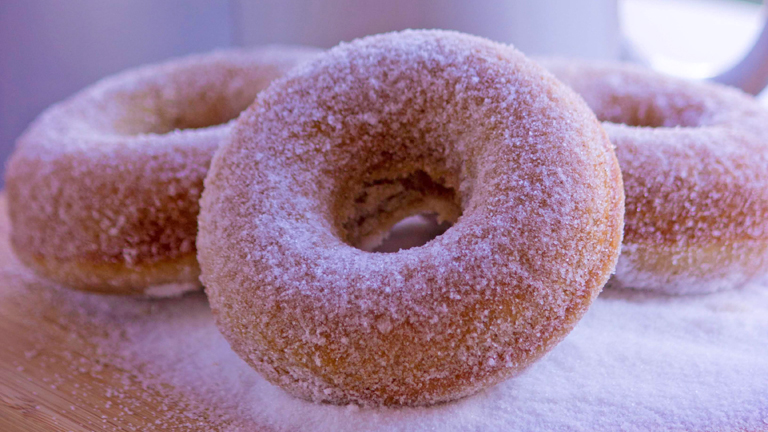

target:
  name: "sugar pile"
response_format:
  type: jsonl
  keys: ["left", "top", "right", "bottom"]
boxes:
{"left": 4, "top": 248, "right": 768, "bottom": 431}
{"left": 83, "top": 280, "right": 768, "bottom": 431}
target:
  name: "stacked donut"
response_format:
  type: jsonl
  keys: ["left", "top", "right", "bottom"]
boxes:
{"left": 7, "top": 29, "right": 768, "bottom": 407}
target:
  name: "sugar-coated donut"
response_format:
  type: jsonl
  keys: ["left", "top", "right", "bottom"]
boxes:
{"left": 198, "top": 30, "right": 624, "bottom": 406}
{"left": 544, "top": 60, "right": 768, "bottom": 294}
{"left": 6, "top": 46, "right": 318, "bottom": 295}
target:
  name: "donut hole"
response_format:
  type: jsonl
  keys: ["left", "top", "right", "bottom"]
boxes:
{"left": 149, "top": 95, "right": 248, "bottom": 133}
{"left": 111, "top": 90, "right": 257, "bottom": 136}
{"left": 336, "top": 169, "right": 462, "bottom": 252}
{"left": 101, "top": 65, "right": 284, "bottom": 136}
{"left": 599, "top": 95, "right": 707, "bottom": 128}
{"left": 371, "top": 213, "right": 453, "bottom": 253}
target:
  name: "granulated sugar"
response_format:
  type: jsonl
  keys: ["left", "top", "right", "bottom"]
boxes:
{"left": 84, "top": 281, "right": 768, "bottom": 431}
{"left": 3, "top": 247, "right": 767, "bottom": 431}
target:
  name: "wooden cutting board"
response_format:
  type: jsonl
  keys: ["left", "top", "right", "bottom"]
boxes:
{"left": 0, "top": 195, "right": 244, "bottom": 432}
{"left": 1, "top": 192, "right": 767, "bottom": 432}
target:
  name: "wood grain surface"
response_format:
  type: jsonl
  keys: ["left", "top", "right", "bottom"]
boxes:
{"left": 0, "top": 195, "right": 245, "bottom": 432}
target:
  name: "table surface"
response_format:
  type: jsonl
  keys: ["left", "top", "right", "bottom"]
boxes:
{"left": 0, "top": 196, "right": 238, "bottom": 432}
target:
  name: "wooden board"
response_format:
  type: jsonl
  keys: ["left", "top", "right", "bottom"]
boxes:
{"left": 0, "top": 195, "right": 244, "bottom": 432}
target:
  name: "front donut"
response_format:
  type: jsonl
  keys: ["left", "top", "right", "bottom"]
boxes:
{"left": 198, "top": 30, "right": 624, "bottom": 406}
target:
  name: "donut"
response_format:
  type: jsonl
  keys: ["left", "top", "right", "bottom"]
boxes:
{"left": 198, "top": 30, "right": 624, "bottom": 406}
{"left": 543, "top": 59, "right": 768, "bottom": 294}
{"left": 6, "top": 46, "right": 319, "bottom": 295}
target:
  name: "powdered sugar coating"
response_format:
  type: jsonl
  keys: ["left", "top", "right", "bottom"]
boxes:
{"left": 545, "top": 60, "right": 768, "bottom": 294}
{"left": 5, "top": 46, "right": 319, "bottom": 295}
{"left": 198, "top": 30, "right": 624, "bottom": 406}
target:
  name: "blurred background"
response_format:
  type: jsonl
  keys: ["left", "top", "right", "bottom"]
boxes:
{"left": 0, "top": 0, "right": 765, "bottom": 186}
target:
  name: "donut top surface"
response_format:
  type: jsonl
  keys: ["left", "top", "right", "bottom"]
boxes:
{"left": 199, "top": 30, "right": 623, "bottom": 405}
{"left": 15, "top": 46, "right": 318, "bottom": 153}
{"left": 542, "top": 60, "right": 767, "bottom": 130}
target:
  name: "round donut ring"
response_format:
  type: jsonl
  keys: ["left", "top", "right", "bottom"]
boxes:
{"left": 198, "top": 31, "right": 624, "bottom": 406}
{"left": 544, "top": 60, "right": 768, "bottom": 294}
{"left": 6, "top": 46, "right": 319, "bottom": 295}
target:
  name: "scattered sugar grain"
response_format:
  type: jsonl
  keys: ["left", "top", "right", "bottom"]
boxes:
{"left": 68, "top": 281, "right": 768, "bottom": 432}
